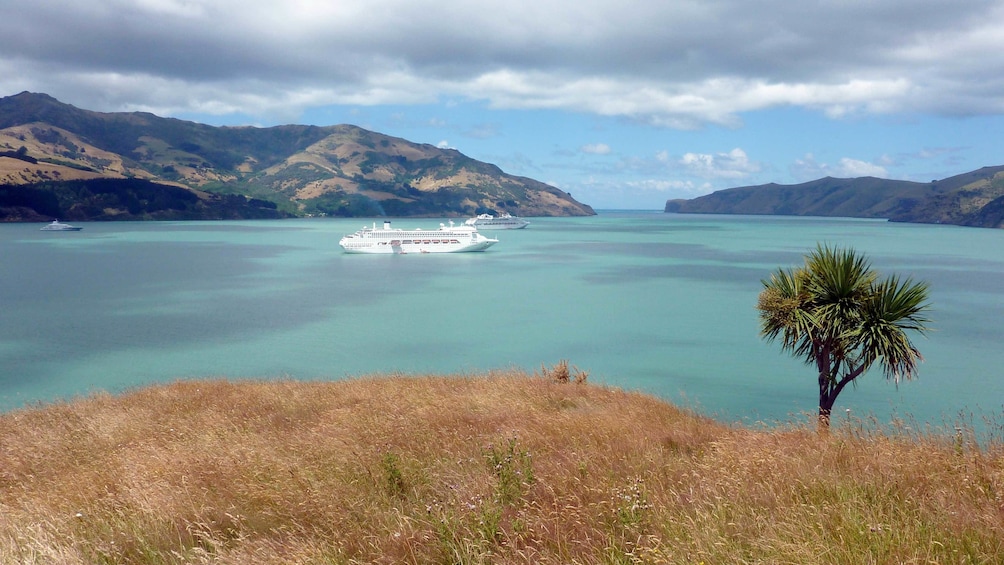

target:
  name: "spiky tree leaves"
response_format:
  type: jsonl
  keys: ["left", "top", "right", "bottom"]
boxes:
{"left": 756, "top": 245, "right": 931, "bottom": 428}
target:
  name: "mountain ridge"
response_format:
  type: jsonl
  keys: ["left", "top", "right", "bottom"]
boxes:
{"left": 0, "top": 92, "right": 594, "bottom": 221}
{"left": 665, "top": 166, "right": 1004, "bottom": 228}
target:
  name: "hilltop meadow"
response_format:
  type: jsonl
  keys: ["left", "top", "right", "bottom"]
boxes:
{"left": 2, "top": 365, "right": 1003, "bottom": 564}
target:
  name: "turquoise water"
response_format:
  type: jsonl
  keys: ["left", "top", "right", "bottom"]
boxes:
{"left": 1, "top": 212, "right": 1002, "bottom": 429}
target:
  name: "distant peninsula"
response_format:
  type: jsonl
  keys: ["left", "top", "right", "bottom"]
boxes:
{"left": 665, "top": 166, "right": 1004, "bottom": 229}
{"left": 0, "top": 92, "right": 594, "bottom": 222}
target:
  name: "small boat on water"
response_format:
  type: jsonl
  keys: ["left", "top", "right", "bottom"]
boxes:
{"left": 40, "top": 220, "right": 82, "bottom": 231}
{"left": 339, "top": 220, "right": 498, "bottom": 254}
{"left": 463, "top": 212, "right": 529, "bottom": 230}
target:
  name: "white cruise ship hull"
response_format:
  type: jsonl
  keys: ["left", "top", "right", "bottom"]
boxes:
{"left": 40, "top": 220, "right": 83, "bottom": 231}
{"left": 468, "top": 220, "right": 528, "bottom": 229}
{"left": 463, "top": 213, "right": 529, "bottom": 230}
{"left": 339, "top": 221, "right": 498, "bottom": 254}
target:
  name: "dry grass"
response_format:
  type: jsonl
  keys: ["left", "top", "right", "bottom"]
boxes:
{"left": 1, "top": 368, "right": 1002, "bottom": 564}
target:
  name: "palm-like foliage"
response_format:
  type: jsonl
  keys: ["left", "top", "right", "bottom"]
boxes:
{"left": 756, "top": 245, "right": 931, "bottom": 427}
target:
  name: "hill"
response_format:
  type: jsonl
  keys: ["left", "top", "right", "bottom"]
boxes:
{"left": 665, "top": 166, "right": 1004, "bottom": 228}
{"left": 2, "top": 371, "right": 1002, "bottom": 564}
{"left": 0, "top": 92, "right": 594, "bottom": 221}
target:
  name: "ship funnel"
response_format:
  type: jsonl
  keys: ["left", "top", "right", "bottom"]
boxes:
{"left": 383, "top": 221, "right": 391, "bottom": 230}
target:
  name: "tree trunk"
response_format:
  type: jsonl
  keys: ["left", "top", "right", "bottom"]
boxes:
{"left": 818, "top": 365, "right": 864, "bottom": 432}
{"left": 818, "top": 395, "right": 835, "bottom": 431}
{"left": 818, "top": 369, "right": 833, "bottom": 431}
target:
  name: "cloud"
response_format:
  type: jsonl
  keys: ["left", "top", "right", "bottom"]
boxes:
{"left": 3, "top": 0, "right": 1004, "bottom": 127}
{"left": 134, "top": 0, "right": 207, "bottom": 18}
{"left": 565, "top": 175, "right": 710, "bottom": 209}
{"left": 625, "top": 178, "right": 706, "bottom": 196}
{"left": 581, "top": 143, "right": 612, "bottom": 155}
{"left": 679, "top": 148, "right": 761, "bottom": 179}
{"left": 461, "top": 123, "right": 499, "bottom": 139}
{"left": 791, "top": 154, "right": 889, "bottom": 180}
{"left": 550, "top": 146, "right": 763, "bottom": 201}
{"left": 835, "top": 158, "right": 888, "bottom": 178}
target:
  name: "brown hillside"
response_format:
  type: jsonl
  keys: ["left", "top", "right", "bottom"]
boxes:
{"left": 1, "top": 372, "right": 1002, "bottom": 564}
{"left": 0, "top": 92, "right": 595, "bottom": 219}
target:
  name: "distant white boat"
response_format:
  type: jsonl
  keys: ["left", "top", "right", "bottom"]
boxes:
{"left": 339, "top": 220, "right": 498, "bottom": 254}
{"left": 40, "top": 220, "right": 82, "bottom": 231}
{"left": 464, "top": 212, "right": 529, "bottom": 230}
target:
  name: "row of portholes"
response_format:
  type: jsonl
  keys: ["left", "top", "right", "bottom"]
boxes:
{"left": 378, "top": 239, "right": 462, "bottom": 245}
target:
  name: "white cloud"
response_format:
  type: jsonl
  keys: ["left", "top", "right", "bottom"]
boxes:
{"left": 790, "top": 154, "right": 889, "bottom": 180}
{"left": 679, "top": 148, "right": 761, "bottom": 179}
{"left": 3, "top": 0, "right": 1004, "bottom": 127}
{"left": 581, "top": 143, "right": 611, "bottom": 155}
{"left": 565, "top": 175, "right": 711, "bottom": 209}
{"left": 461, "top": 123, "right": 499, "bottom": 139}
{"left": 791, "top": 154, "right": 826, "bottom": 181}
{"left": 835, "top": 158, "right": 888, "bottom": 178}
{"left": 625, "top": 178, "right": 706, "bottom": 195}
{"left": 134, "top": 0, "right": 207, "bottom": 18}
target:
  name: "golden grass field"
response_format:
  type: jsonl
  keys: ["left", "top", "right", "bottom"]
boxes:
{"left": 1, "top": 366, "right": 1002, "bottom": 564}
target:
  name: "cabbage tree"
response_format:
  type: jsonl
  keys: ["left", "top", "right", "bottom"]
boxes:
{"left": 756, "top": 245, "right": 931, "bottom": 428}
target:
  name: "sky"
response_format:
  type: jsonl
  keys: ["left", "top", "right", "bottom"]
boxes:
{"left": 3, "top": 1, "right": 1004, "bottom": 209}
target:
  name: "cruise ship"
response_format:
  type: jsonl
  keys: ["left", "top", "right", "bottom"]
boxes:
{"left": 339, "top": 220, "right": 499, "bottom": 254}
{"left": 463, "top": 212, "right": 529, "bottom": 230}
{"left": 40, "top": 220, "right": 82, "bottom": 231}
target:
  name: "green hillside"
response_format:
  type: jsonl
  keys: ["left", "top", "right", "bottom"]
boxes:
{"left": 665, "top": 167, "right": 1004, "bottom": 228}
{"left": 0, "top": 92, "right": 594, "bottom": 221}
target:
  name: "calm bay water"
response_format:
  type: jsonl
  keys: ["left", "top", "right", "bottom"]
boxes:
{"left": 1, "top": 212, "right": 1002, "bottom": 430}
